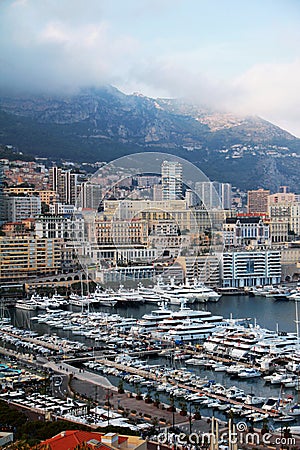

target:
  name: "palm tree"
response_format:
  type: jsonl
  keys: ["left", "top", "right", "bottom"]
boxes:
{"left": 179, "top": 400, "right": 187, "bottom": 416}
{"left": 135, "top": 385, "right": 142, "bottom": 400}
{"left": 145, "top": 386, "right": 153, "bottom": 403}
{"left": 118, "top": 380, "right": 124, "bottom": 394}
{"left": 154, "top": 391, "right": 160, "bottom": 407}
{"left": 261, "top": 417, "right": 269, "bottom": 435}
{"left": 193, "top": 403, "right": 201, "bottom": 420}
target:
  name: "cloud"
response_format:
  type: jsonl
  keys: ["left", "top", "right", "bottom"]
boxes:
{"left": 0, "top": 0, "right": 139, "bottom": 94}
{"left": 229, "top": 60, "right": 300, "bottom": 136}
{"left": 0, "top": 0, "right": 300, "bottom": 136}
{"left": 123, "top": 56, "right": 300, "bottom": 136}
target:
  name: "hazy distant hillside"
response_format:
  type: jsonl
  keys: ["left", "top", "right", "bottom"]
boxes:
{"left": 1, "top": 86, "right": 300, "bottom": 192}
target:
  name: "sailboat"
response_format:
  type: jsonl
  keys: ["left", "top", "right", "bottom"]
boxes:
{"left": 69, "top": 273, "right": 92, "bottom": 308}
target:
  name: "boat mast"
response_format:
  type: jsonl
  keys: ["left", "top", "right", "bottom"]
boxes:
{"left": 295, "top": 298, "right": 300, "bottom": 345}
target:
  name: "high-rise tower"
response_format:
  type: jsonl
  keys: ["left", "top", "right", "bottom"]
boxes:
{"left": 161, "top": 161, "right": 183, "bottom": 200}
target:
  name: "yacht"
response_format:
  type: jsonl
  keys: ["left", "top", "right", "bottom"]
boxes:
{"left": 35, "top": 296, "right": 62, "bottom": 310}
{"left": 137, "top": 287, "right": 163, "bottom": 304}
{"left": 151, "top": 276, "right": 221, "bottom": 302}
{"left": 52, "top": 293, "right": 68, "bottom": 307}
{"left": 262, "top": 397, "right": 281, "bottom": 411}
{"left": 130, "top": 302, "right": 173, "bottom": 334}
{"left": 112, "top": 318, "right": 138, "bottom": 332}
{"left": 69, "top": 293, "right": 93, "bottom": 308}
{"left": 289, "top": 404, "right": 300, "bottom": 416}
{"left": 287, "top": 288, "right": 300, "bottom": 299}
{"left": 15, "top": 299, "right": 38, "bottom": 311}
{"left": 92, "top": 287, "right": 118, "bottom": 307}
{"left": 161, "top": 292, "right": 195, "bottom": 305}
{"left": 114, "top": 285, "right": 145, "bottom": 304}
{"left": 164, "top": 318, "right": 221, "bottom": 342}
{"left": 156, "top": 302, "right": 224, "bottom": 335}
{"left": 238, "top": 368, "right": 261, "bottom": 378}
{"left": 245, "top": 394, "right": 266, "bottom": 406}
{"left": 250, "top": 334, "right": 299, "bottom": 358}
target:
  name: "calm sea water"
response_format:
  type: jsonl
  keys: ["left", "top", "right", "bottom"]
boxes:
{"left": 108, "top": 294, "right": 298, "bottom": 334}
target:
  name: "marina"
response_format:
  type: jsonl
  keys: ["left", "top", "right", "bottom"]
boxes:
{"left": 1, "top": 286, "right": 300, "bottom": 444}
{"left": 1, "top": 287, "right": 299, "bottom": 431}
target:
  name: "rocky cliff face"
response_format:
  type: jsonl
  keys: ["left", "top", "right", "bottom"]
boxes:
{"left": 0, "top": 86, "right": 295, "bottom": 146}
{"left": 0, "top": 86, "right": 300, "bottom": 191}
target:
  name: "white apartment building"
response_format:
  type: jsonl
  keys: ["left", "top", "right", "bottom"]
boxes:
{"left": 77, "top": 182, "right": 102, "bottom": 210}
{"left": 49, "top": 203, "right": 75, "bottom": 215}
{"left": 35, "top": 214, "right": 85, "bottom": 242}
{"left": 185, "top": 255, "right": 220, "bottom": 286}
{"left": 195, "top": 181, "right": 232, "bottom": 209}
{"left": 269, "top": 218, "right": 289, "bottom": 244}
{"left": 161, "top": 161, "right": 183, "bottom": 200}
{"left": 223, "top": 217, "right": 270, "bottom": 247}
{"left": 221, "top": 250, "right": 281, "bottom": 287}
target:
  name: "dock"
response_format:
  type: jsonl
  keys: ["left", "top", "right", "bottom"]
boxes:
{"left": 95, "top": 358, "right": 280, "bottom": 418}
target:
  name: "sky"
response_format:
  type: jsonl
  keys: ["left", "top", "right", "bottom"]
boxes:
{"left": 1, "top": 0, "right": 300, "bottom": 136}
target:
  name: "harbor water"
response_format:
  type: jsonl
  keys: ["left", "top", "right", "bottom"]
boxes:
{"left": 11, "top": 293, "right": 299, "bottom": 341}
{"left": 5, "top": 293, "right": 300, "bottom": 427}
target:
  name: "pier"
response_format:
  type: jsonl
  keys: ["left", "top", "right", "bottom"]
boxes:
{"left": 94, "top": 358, "right": 281, "bottom": 418}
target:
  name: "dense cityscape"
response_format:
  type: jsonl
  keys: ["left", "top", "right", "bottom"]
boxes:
{"left": 1, "top": 153, "right": 300, "bottom": 289}
{"left": 1, "top": 0, "right": 300, "bottom": 448}
{"left": 0, "top": 149, "right": 299, "bottom": 449}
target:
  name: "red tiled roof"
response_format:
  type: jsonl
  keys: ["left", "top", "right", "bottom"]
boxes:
{"left": 39, "top": 430, "right": 107, "bottom": 450}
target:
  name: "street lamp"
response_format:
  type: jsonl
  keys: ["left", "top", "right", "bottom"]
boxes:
{"left": 170, "top": 393, "right": 175, "bottom": 430}
{"left": 189, "top": 401, "right": 193, "bottom": 435}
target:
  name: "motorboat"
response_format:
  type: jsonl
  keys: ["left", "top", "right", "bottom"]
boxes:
{"left": 288, "top": 404, "right": 300, "bottom": 416}
{"left": 273, "top": 415, "right": 295, "bottom": 423}
{"left": 262, "top": 397, "right": 280, "bottom": 411}
{"left": 212, "top": 363, "right": 228, "bottom": 372}
{"left": 114, "top": 285, "right": 145, "bottom": 304}
{"left": 246, "top": 412, "right": 269, "bottom": 422}
{"left": 238, "top": 368, "right": 261, "bottom": 378}
{"left": 15, "top": 300, "right": 38, "bottom": 311}
{"left": 226, "top": 364, "right": 247, "bottom": 375}
{"left": 245, "top": 394, "right": 266, "bottom": 406}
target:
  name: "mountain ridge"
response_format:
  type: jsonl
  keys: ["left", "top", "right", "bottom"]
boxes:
{"left": 0, "top": 86, "right": 300, "bottom": 192}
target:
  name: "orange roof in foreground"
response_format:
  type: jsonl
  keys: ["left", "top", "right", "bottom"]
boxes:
{"left": 39, "top": 430, "right": 126, "bottom": 450}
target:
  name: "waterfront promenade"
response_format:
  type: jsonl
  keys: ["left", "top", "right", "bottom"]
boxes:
{"left": 44, "top": 360, "right": 116, "bottom": 390}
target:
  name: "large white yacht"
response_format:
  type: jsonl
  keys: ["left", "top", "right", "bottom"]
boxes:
{"left": 130, "top": 302, "right": 173, "bottom": 334}
{"left": 156, "top": 302, "right": 223, "bottom": 334}
{"left": 171, "top": 281, "right": 221, "bottom": 302}
{"left": 92, "top": 286, "right": 118, "bottom": 307}
{"left": 164, "top": 318, "right": 224, "bottom": 342}
{"left": 15, "top": 299, "right": 38, "bottom": 311}
{"left": 249, "top": 334, "right": 299, "bottom": 357}
{"left": 138, "top": 283, "right": 195, "bottom": 304}
{"left": 150, "top": 276, "right": 221, "bottom": 302}
{"left": 137, "top": 285, "right": 163, "bottom": 303}
{"left": 114, "top": 285, "right": 145, "bottom": 304}
{"left": 69, "top": 293, "right": 94, "bottom": 308}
